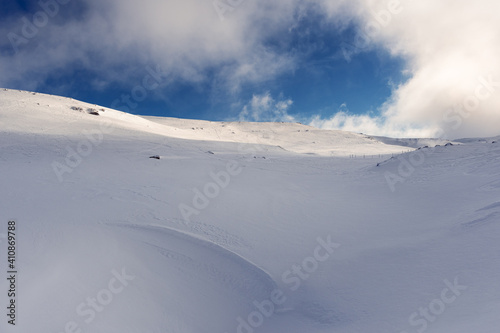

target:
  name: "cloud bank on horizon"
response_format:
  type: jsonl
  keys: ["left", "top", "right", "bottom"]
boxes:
{"left": 1, "top": 0, "right": 499, "bottom": 138}
{"left": 321, "top": 0, "right": 500, "bottom": 139}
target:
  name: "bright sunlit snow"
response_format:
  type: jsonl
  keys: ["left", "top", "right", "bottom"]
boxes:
{"left": 0, "top": 89, "right": 499, "bottom": 333}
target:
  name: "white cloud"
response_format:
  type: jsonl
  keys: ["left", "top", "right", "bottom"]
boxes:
{"left": 239, "top": 92, "right": 295, "bottom": 122}
{"left": 308, "top": 107, "right": 439, "bottom": 138}
{"left": 1, "top": 0, "right": 499, "bottom": 138}
{"left": 0, "top": 0, "right": 300, "bottom": 93}
{"left": 316, "top": 0, "right": 500, "bottom": 138}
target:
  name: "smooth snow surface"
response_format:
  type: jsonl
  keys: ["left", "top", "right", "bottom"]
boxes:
{"left": 0, "top": 89, "right": 499, "bottom": 333}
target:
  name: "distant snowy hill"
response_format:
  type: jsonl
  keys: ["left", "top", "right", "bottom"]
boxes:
{"left": 0, "top": 89, "right": 499, "bottom": 333}
{"left": 0, "top": 89, "right": 413, "bottom": 157}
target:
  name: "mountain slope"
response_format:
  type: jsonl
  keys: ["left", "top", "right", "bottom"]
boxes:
{"left": 0, "top": 89, "right": 412, "bottom": 157}
{"left": 0, "top": 89, "right": 499, "bottom": 333}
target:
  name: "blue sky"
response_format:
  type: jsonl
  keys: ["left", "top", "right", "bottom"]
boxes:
{"left": 1, "top": 0, "right": 499, "bottom": 138}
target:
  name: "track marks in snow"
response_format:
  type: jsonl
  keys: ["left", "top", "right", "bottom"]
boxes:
{"left": 145, "top": 213, "right": 252, "bottom": 250}
{"left": 462, "top": 202, "right": 500, "bottom": 229}
{"left": 476, "top": 202, "right": 500, "bottom": 211}
{"left": 462, "top": 212, "right": 500, "bottom": 229}
{"left": 478, "top": 179, "right": 500, "bottom": 192}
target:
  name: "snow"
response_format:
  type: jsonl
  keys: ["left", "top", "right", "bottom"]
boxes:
{"left": 0, "top": 88, "right": 499, "bottom": 332}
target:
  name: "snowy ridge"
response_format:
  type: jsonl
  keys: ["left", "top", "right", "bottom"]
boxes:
{"left": 0, "top": 88, "right": 412, "bottom": 157}
{"left": 113, "top": 222, "right": 280, "bottom": 300}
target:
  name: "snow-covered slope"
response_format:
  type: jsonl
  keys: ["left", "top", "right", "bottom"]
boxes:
{"left": 372, "top": 136, "right": 460, "bottom": 149}
{"left": 0, "top": 89, "right": 412, "bottom": 157}
{"left": 1, "top": 89, "right": 499, "bottom": 333}
{"left": 143, "top": 116, "right": 413, "bottom": 156}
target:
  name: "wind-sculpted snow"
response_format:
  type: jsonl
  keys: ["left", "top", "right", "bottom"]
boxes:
{"left": 116, "top": 223, "right": 279, "bottom": 300}
{"left": 102, "top": 223, "right": 288, "bottom": 332}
